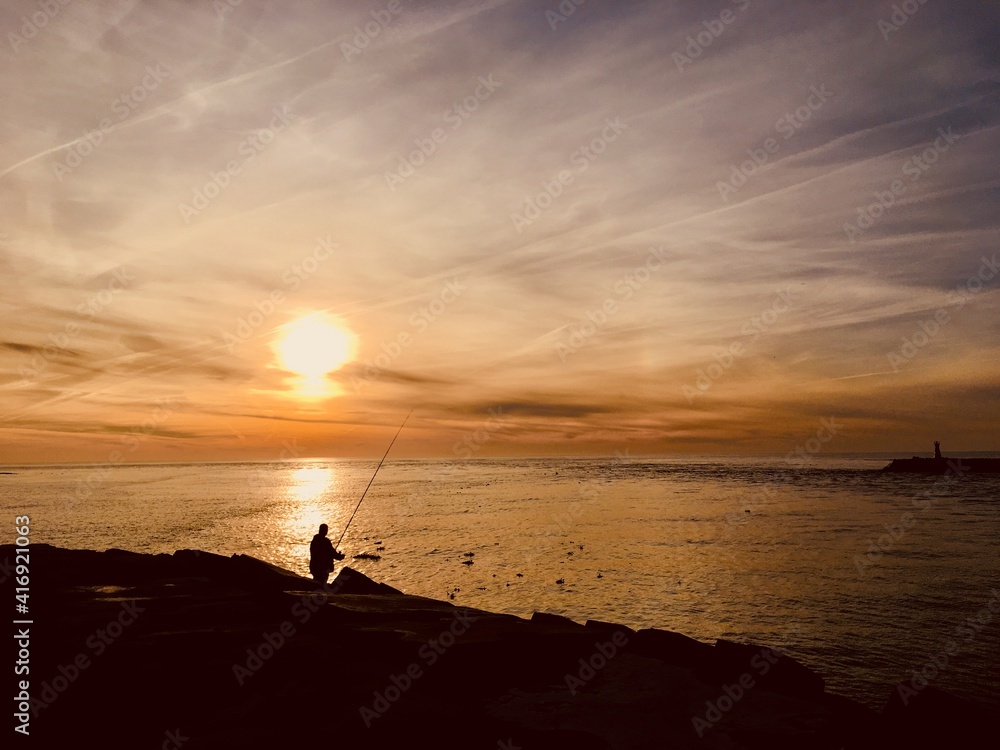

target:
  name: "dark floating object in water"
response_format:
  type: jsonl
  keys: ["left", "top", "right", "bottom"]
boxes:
{"left": 353, "top": 553, "right": 381, "bottom": 561}
{"left": 516, "top": 573, "right": 523, "bottom": 578}
{"left": 883, "top": 441, "right": 1000, "bottom": 474}
{"left": 556, "top": 578, "right": 565, "bottom": 585}
{"left": 463, "top": 552, "right": 475, "bottom": 557}
{"left": 578, "top": 544, "right": 584, "bottom": 550}
{"left": 376, "top": 546, "right": 385, "bottom": 551}
{"left": 597, "top": 572, "right": 603, "bottom": 579}
{"left": 462, "top": 560, "right": 474, "bottom": 566}
{"left": 448, "top": 592, "right": 455, "bottom": 600}
{"left": 745, "top": 510, "right": 751, "bottom": 513}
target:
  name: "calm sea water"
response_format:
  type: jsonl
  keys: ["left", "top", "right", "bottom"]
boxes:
{"left": 2, "top": 456, "right": 998, "bottom": 710}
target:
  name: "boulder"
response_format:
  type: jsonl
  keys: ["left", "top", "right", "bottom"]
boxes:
{"left": 530, "top": 611, "right": 585, "bottom": 630}
{"left": 632, "top": 627, "right": 714, "bottom": 668}
{"left": 330, "top": 565, "right": 402, "bottom": 595}
{"left": 712, "top": 639, "right": 825, "bottom": 697}
{"left": 584, "top": 619, "right": 636, "bottom": 639}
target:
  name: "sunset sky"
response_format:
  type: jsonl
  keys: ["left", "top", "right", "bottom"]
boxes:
{"left": 2, "top": 0, "right": 998, "bottom": 463}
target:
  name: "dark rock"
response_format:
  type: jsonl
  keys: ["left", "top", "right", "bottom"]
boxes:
{"left": 881, "top": 684, "right": 990, "bottom": 749}
{"left": 712, "top": 639, "right": 825, "bottom": 697}
{"left": 172, "top": 548, "right": 234, "bottom": 577}
{"left": 229, "top": 553, "right": 315, "bottom": 588}
{"left": 584, "top": 619, "right": 636, "bottom": 639}
{"left": 632, "top": 627, "right": 714, "bottom": 668}
{"left": 330, "top": 565, "right": 402, "bottom": 595}
{"left": 530, "top": 611, "right": 585, "bottom": 630}
{"left": 0, "top": 544, "right": 944, "bottom": 750}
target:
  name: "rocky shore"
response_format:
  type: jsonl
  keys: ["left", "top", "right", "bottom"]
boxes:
{"left": 4, "top": 544, "right": 988, "bottom": 749}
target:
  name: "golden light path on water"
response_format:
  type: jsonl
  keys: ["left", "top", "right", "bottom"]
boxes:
{"left": 275, "top": 464, "right": 350, "bottom": 568}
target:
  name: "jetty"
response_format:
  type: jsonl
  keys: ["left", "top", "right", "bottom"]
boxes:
{"left": 882, "top": 441, "right": 1000, "bottom": 474}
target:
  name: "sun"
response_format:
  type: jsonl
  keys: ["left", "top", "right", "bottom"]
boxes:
{"left": 275, "top": 313, "right": 355, "bottom": 378}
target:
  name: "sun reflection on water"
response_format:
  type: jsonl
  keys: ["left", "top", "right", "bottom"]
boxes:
{"left": 289, "top": 466, "right": 336, "bottom": 504}
{"left": 274, "top": 464, "right": 349, "bottom": 574}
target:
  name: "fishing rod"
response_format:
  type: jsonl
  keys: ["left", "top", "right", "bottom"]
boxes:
{"left": 335, "top": 409, "right": 412, "bottom": 549}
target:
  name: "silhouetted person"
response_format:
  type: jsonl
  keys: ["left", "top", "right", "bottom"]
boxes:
{"left": 309, "top": 523, "right": 344, "bottom": 584}
{"left": 934, "top": 441, "right": 942, "bottom": 459}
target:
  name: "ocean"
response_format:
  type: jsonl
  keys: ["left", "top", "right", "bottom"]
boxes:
{"left": 2, "top": 455, "right": 998, "bottom": 711}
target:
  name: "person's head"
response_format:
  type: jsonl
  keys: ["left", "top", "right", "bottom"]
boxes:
{"left": 318, "top": 523, "right": 328, "bottom": 537}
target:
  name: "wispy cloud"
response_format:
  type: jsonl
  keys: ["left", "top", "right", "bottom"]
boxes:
{"left": 2, "top": 0, "right": 998, "bottom": 460}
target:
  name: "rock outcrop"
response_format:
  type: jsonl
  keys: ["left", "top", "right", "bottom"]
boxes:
{"left": 3, "top": 544, "right": 991, "bottom": 749}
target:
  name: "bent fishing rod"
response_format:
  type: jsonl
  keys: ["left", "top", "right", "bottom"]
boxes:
{"left": 335, "top": 410, "right": 412, "bottom": 549}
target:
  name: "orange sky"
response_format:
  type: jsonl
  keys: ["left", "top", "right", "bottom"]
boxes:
{"left": 2, "top": 0, "right": 999, "bottom": 463}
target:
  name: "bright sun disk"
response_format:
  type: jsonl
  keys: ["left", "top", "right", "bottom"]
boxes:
{"left": 275, "top": 314, "right": 355, "bottom": 377}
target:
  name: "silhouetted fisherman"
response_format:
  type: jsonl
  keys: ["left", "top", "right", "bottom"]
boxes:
{"left": 309, "top": 523, "right": 344, "bottom": 584}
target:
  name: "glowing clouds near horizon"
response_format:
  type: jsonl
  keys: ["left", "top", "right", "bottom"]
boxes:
{"left": 274, "top": 313, "right": 356, "bottom": 398}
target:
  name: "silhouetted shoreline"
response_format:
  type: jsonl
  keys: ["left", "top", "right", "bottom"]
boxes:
{"left": 882, "top": 457, "right": 1000, "bottom": 474}
{"left": 5, "top": 544, "right": 991, "bottom": 749}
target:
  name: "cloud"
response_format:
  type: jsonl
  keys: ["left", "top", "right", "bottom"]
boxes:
{"left": 2, "top": 0, "right": 998, "bottom": 459}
